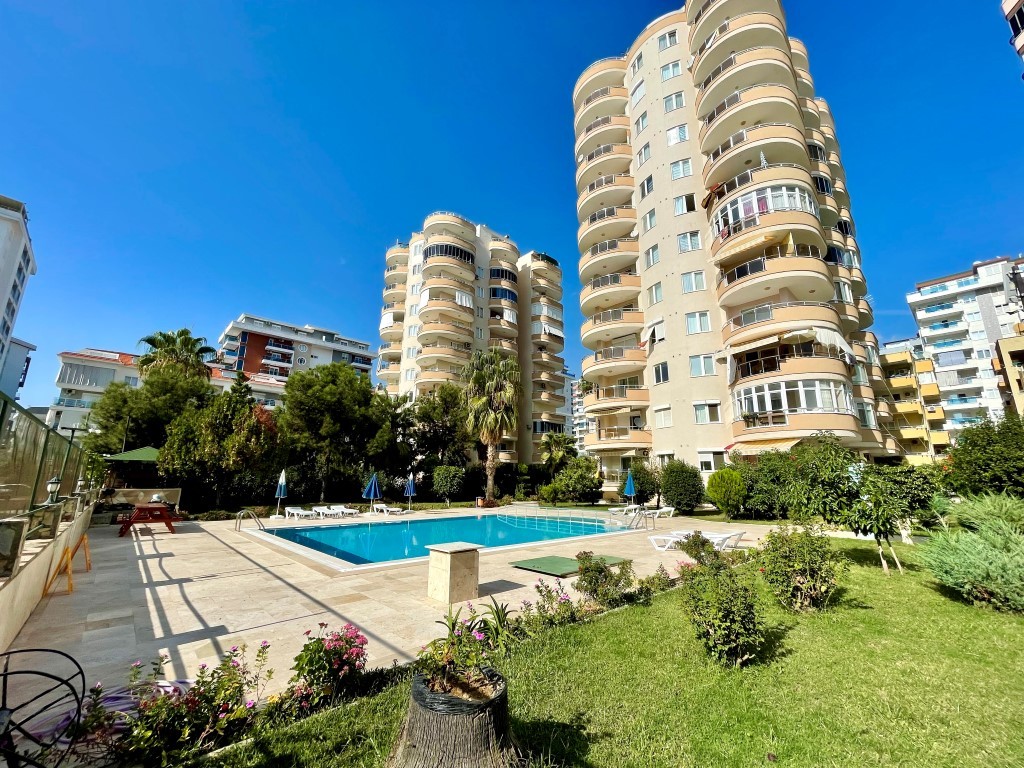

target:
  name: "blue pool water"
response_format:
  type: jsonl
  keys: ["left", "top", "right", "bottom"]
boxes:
{"left": 266, "top": 514, "right": 624, "bottom": 565}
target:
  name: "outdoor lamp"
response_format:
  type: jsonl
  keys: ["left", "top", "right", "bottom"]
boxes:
{"left": 75, "top": 477, "right": 86, "bottom": 493}
{"left": 46, "top": 476, "right": 61, "bottom": 504}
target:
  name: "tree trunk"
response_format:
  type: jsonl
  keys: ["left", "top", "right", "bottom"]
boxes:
{"left": 876, "top": 538, "right": 890, "bottom": 576}
{"left": 885, "top": 536, "right": 904, "bottom": 574}
{"left": 485, "top": 443, "right": 498, "bottom": 501}
{"left": 388, "top": 672, "right": 520, "bottom": 768}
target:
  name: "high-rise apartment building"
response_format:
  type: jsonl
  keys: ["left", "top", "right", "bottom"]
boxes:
{"left": 905, "top": 256, "right": 1024, "bottom": 442}
{"left": 570, "top": 379, "right": 590, "bottom": 455}
{"left": 0, "top": 196, "right": 37, "bottom": 382}
{"left": 574, "top": 3, "right": 892, "bottom": 488}
{"left": 47, "top": 349, "right": 140, "bottom": 431}
{"left": 378, "top": 212, "right": 566, "bottom": 465}
{"left": 878, "top": 337, "right": 948, "bottom": 465}
{"left": 0, "top": 338, "right": 35, "bottom": 400}
{"left": 1005, "top": 1, "right": 1024, "bottom": 77}
{"left": 217, "top": 314, "right": 373, "bottom": 383}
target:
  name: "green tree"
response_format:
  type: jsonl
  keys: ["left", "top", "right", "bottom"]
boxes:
{"left": 539, "top": 431, "right": 577, "bottom": 479}
{"left": 138, "top": 329, "right": 217, "bottom": 379}
{"left": 731, "top": 450, "right": 797, "bottom": 519}
{"left": 366, "top": 391, "right": 414, "bottom": 483}
{"left": 432, "top": 465, "right": 465, "bottom": 506}
{"left": 276, "top": 363, "right": 377, "bottom": 501}
{"left": 848, "top": 468, "right": 906, "bottom": 575}
{"left": 554, "top": 456, "right": 602, "bottom": 504}
{"left": 411, "top": 383, "right": 473, "bottom": 469}
{"left": 462, "top": 348, "right": 521, "bottom": 501}
{"left": 787, "top": 432, "right": 859, "bottom": 523}
{"left": 661, "top": 460, "right": 704, "bottom": 514}
{"left": 618, "top": 458, "right": 659, "bottom": 505}
{"left": 706, "top": 467, "right": 746, "bottom": 519}
{"left": 945, "top": 413, "right": 1024, "bottom": 497}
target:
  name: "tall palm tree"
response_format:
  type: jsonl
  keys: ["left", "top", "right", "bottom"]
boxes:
{"left": 138, "top": 329, "right": 217, "bottom": 380}
{"left": 540, "top": 431, "right": 577, "bottom": 479}
{"left": 462, "top": 348, "right": 521, "bottom": 501}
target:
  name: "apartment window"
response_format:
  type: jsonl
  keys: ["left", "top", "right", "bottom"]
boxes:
{"left": 689, "top": 354, "right": 715, "bottom": 377}
{"left": 667, "top": 124, "right": 689, "bottom": 146}
{"left": 972, "top": 329, "right": 988, "bottom": 340}
{"left": 406, "top": 347, "right": 418, "bottom": 359}
{"left": 404, "top": 369, "right": 416, "bottom": 382}
{"left": 476, "top": 286, "right": 485, "bottom": 299}
{"left": 490, "top": 286, "right": 518, "bottom": 302}
{"left": 674, "top": 194, "right": 696, "bottom": 215}
{"left": 670, "top": 158, "right": 692, "bottom": 179}
{"left": 682, "top": 270, "right": 706, "bottom": 293}
{"left": 630, "top": 52, "right": 644, "bottom": 76}
{"left": 476, "top": 327, "right": 484, "bottom": 340}
{"left": 813, "top": 175, "right": 833, "bottom": 195}
{"left": 409, "top": 305, "right": 419, "bottom": 316}
{"left": 966, "top": 311, "right": 982, "bottom": 322}
{"left": 644, "top": 244, "right": 660, "bottom": 269}
{"left": 411, "top": 263, "right": 422, "bottom": 275}
{"left": 661, "top": 61, "right": 681, "bottom": 81}
{"left": 977, "top": 349, "right": 993, "bottom": 360}
{"left": 634, "top": 111, "right": 648, "bottom": 133}
{"left": 631, "top": 80, "right": 646, "bottom": 105}
{"left": 410, "top": 282, "right": 422, "bottom": 295}
{"left": 10, "top": 284, "right": 20, "bottom": 303}
{"left": 678, "top": 231, "right": 701, "bottom": 252}
{"left": 648, "top": 321, "right": 666, "bottom": 345}
{"left": 855, "top": 401, "right": 876, "bottom": 429}
{"left": 412, "top": 242, "right": 423, "bottom": 257}
{"left": 654, "top": 406, "right": 673, "bottom": 428}
{"left": 124, "top": 375, "right": 139, "bottom": 387}
{"left": 5, "top": 302, "right": 14, "bottom": 321}
{"left": 15, "top": 265, "right": 25, "bottom": 285}
{"left": 654, "top": 361, "right": 669, "bottom": 384}
{"left": 686, "top": 311, "right": 711, "bottom": 334}
{"left": 833, "top": 280, "right": 853, "bottom": 304}
{"left": 637, "top": 143, "right": 651, "bottom": 166}
{"left": 648, "top": 282, "right": 663, "bottom": 305}
{"left": 640, "top": 175, "right": 654, "bottom": 199}
{"left": 642, "top": 209, "right": 657, "bottom": 232}
{"left": 694, "top": 402, "right": 722, "bottom": 424}
{"left": 658, "top": 30, "right": 677, "bottom": 50}
{"left": 852, "top": 363, "right": 868, "bottom": 384}
{"left": 698, "top": 451, "right": 726, "bottom": 472}
{"left": 664, "top": 92, "right": 685, "bottom": 112}
{"left": 476, "top": 306, "right": 484, "bottom": 318}
{"left": 407, "top": 324, "right": 420, "bottom": 337}
{"left": 837, "top": 219, "right": 853, "bottom": 236}
{"left": 807, "top": 143, "right": 827, "bottom": 162}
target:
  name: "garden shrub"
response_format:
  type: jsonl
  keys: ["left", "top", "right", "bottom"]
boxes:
{"left": 661, "top": 460, "right": 704, "bottom": 513}
{"left": 731, "top": 450, "right": 796, "bottom": 519}
{"left": 538, "top": 482, "right": 561, "bottom": 505}
{"left": 861, "top": 464, "right": 936, "bottom": 518}
{"left": 555, "top": 456, "right": 602, "bottom": 504}
{"left": 705, "top": 467, "right": 746, "bottom": 518}
{"left": 517, "top": 578, "right": 591, "bottom": 632}
{"left": 758, "top": 526, "right": 847, "bottom": 611}
{"left": 290, "top": 623, "right": 368, "bottom": 707}
{"left": 786, "top": 433, "right": 859, "bottom": 523}
{"left": 432, "top": 465, "right": 465, "bottom": 507}
{"left": 954, "top": 493, "right": 1024, "bottom": 533}
{"left": 678, "top": 532, "right": 719, "bottom": 566}
{"left": 574, "top": 551, "right": 635, "bottom": 608}
{"left": 919, "top": 518, "right": 1024, "bottom": 612}
{"left": 618, "top": 458, "right": 659, "bottom": 505}
{"left": 679, "top": 560, "right": 764, "bottom": 667}
{"left": 945, "top": 412, "right": 1024, "bottom": 498}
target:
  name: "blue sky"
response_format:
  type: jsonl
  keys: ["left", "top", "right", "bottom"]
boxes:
{"left": 3, "top": 0, "right": 1023, "bottom": 408}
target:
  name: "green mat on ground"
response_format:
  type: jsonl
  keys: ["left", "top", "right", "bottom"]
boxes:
{"left": 510, "top": 554, "right": 626, "bottom": 577}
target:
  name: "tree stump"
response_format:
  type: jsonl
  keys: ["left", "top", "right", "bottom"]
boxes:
{"left": 387, "top": 670, "right": 521, "bottom": 768}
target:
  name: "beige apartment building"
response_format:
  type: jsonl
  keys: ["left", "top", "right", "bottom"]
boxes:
{"left": 378, "top": 212, "right": 566, "bottom": 465}
{"left": 1005, "top": 0, "right": 1024, "bottom": 77}
{"left": 574, "top": 2, "right": 894, "bottom": 488}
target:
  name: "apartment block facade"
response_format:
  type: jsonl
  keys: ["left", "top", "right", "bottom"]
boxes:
{"left": 47, "top": 349, "right": 140, "bottom": 431}
{"left": 570, "top": 379, "right": 590, "bottom": 455}
{"left": 878, "top": 338, "right": 949, "bottom": 465}
{"left": 574, "top": 3, "right": 892, "bottom": 488}
{"left": 0, "top": 196, "right": 37, "bottom": 383}
{"left": 905, "top": 257, "right": 1024, "bottom": 443}
{"left": 1005, "top": 0, "right": 1024, "bottom": 77}
{"left": 0, "top": 337, "right": 35, "bottom": 400}
{"left": 378, "top": 212, "right": 566, "bottom": 465}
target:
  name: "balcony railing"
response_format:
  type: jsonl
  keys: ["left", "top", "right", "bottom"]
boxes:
{"left": 265, "top": 340, "right": 294, "bottom": 352}
{"left": 589, "top": 308, "right": 639, "bottom": 326}
{"left": 588, "top": 273, "right": 637, "bottom": 291}
{"left": 582, "top": 86, "right": 612, "bottom": 107}
{"left": 733, "top": 347, "right": 846, "bottom": 381}
{"left": 586, "top": 173, "right": 632, "bottom": 195}
{"left": 53, "top": 397, "right": 93, "bottom": 408}
{"left": 587, "top": 205, "right": 634, "bottom": 225}
{"left": 727, "top": 301, "right": 833, "bottom": 330}
{"left": 596, "top": 426, "right": 650, "bottom": 440}
{"left": 593, "top": 385, "right": 645, "bottom": 401}
{"left": 587, "top": 237, "right": 638, "bottom": 258}
{"left": 594, "top": 346, "right": 644, "bottom": 363}
{"left": 718, "top": 244, "right": 822, "bottom": 286}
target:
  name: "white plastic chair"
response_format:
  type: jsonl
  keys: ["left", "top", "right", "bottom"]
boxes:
{"left": 372, "top": 503, "right": 405, "bottom": 516}
{"left": 285, "top": 506, "right": 317, "bottom": 520}
{"left": 329, "top": 505, "right": 360, "bottom": 517}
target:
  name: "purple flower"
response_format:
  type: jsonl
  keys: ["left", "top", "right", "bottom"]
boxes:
{"left": 245, "top": 700, "right": 255, "bottom": 709}
{"left": 260, "top": 640, "right": 269, "bottom": 648}
{"left": 131, "top": 660, "right": 142, "bottom": 668}
{"left": 230, "top": 645, "right": 239, "bottom": 653}
{"left": 472, "top": 630, "right": 485, "bottom": 641}
{"left": 199, "top": 663, "right": 207, "bottom": 670}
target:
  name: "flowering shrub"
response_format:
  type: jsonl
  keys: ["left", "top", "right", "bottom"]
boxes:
{"left": 418, "top": 606, "right": 494, "bottom": 693}
{"left": 574, "top": 551, "right": 635, "bottom": 608}
{"left": 517, "top": 578, "right": 590, "bottom": 633}
{"left": 289, "top": 622, "right": 368, "bottom": 707}
{"left": 759, "top": 526, "right": 847, "bottom": 611}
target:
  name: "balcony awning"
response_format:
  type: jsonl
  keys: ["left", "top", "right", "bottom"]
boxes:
{"left": 782, "top": 327, "right": 855, "bottom": 360}
{"left": 715, "top": 335, "right": 782, "bottom": 361}
{"left": 726, "top": 438, "right": 802, "bottom": 456}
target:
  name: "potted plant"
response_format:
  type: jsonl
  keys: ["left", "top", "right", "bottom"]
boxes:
{"left": 388, "top": 606, "right": 519, "bottom": 767}
{"left": 742, "top": 411, "right": 758, "bottom": 427}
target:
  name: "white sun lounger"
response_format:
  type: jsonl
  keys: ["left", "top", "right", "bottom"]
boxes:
{"left": 284, "top": 506, "right": 318, "bottom": 519}
{"left": 648, "top": 529, "right": 744, "bottom": 552}
{"left": 609, "top": 504, "right": 643, "bottom": 516}
{"left": 372, "top": 503, "right": 406, "bottom": 516}
{"left": 329, "top": 505, "right": 360, "bottom": 517}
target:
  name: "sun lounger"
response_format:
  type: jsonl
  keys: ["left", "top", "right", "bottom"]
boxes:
{"left": 329, "top": 505, "right": 360, "bottom": 517}
{"left": 372, "top": 503, "right": 406, "bottom": 516}
{"left": 609, "top": 504, "right": 643, "bottom": 516}
{"left": 284, "top": 506, "right": 317, "bottom": 519}
{"left": 648, "top": 529, "right": 742, "bottom": 552}
{"left": 313, "top": 505, "right": 346, "bottom": 518}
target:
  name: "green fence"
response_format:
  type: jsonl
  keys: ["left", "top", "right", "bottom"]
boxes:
{"left": 0, "top": 391, "right": 88, "bottom": 518}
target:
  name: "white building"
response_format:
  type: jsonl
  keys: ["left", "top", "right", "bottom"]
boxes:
{"left": 47, "top": 349, "right": 141, "bottom": 431}
{"left": 209, "top": 366, "right": 286, "bottom": 409}
{"left": 0, "top": 337, "right": 35, "bottom": 400}
{"left": 570, "top": 378, "right": 590, "bottom": 455}
{"left": 0, "top": 196, "right": 37, "bottom": 382}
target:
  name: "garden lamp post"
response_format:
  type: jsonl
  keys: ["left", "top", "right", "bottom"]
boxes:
{"left": 46, "top": 476, "right": 60, "bottom": 505}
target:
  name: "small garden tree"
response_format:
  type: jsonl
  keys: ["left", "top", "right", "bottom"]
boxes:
{"left": 732, "top": 450, "right": 797, "bottom": 519}
{"left": 661, "top": 460, "right": 704, "bottom": 514}
{"left": 706, "top": 467, "right": 746, "bottom": 519}
{"left": 432, "top": 465, "right": 465, "bottom": 507}
{"left": 539, "top": 432, "right": 577, "bottom": 479}
{"left": 554, "top": 457, "right": 601, "bottom": 504}
{"left": 618, "top": 458, "right": 658, "bottom": 505}
{"left": 848, "top": 467, "right": 907, "bottom": 575}
{"left": 786, "top": 432, "right": 859, "bottom": 523}
{"left": 945, "top": 412, "right": 1024, "bottom": 498}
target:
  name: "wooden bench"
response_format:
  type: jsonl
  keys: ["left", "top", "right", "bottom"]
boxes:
{"left": 117, "top": 503, "right": 183, "bottom": 537}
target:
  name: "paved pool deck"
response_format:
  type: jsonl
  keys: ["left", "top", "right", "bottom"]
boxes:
{"left": 10, "top": 508, "right": 771, "bottom": 693}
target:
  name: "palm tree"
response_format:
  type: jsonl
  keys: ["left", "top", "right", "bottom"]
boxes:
{"left": 540, "top": 431, "right": 577, "bottom": 479}
{"left": 462, "top": 348, "right": 521, "bottom": 501}
{"left": 138, "top": 329, "right": 217, "bottom": 380}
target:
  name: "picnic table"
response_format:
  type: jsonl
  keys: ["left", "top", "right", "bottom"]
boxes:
{"left": 117, "top": 503, "right": 182, "bottom": 537}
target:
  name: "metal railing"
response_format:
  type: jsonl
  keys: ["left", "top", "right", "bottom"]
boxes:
{"left": 588, "top": 308, "right": 640, "bottom": 327}
{"left": 728, "top": 301, "right": 835, "bottom": 329}
{"left": 586, "top": 272, "right": 637, "bottom": 292}
{"left": 702, "top": 83, "right": 791, "bottom": 127}
{"left": 587, "top": 237, "right": 638, "bottom": 258}
{"left": 587, "top": 205, "right": 634, "bottom": 225}
{"left": 719, "top": 244, "right": 822, "bottom": 285}
{"left": 734, "top": 348, "right": 846, "bottom": 381}
{"left": 593, "top": 345, "right": 644, "bottom": 362}
{"left": 582, "top": 86, "right": 613, "bottom": 107}
{"left": 52, "top": 397, "right": 93, "bottom": 409}
{"left": 592, "top": 385, "right": 645, "bottom": 401}
{"left": 586, "top": 173, "right": 632, "bottom": 194}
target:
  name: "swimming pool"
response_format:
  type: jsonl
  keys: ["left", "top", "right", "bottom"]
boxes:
{"left": 265, "top": 514, "right": 624, "bottom": 565}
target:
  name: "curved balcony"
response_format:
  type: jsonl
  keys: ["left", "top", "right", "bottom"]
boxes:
{"left": 421, "top": 253, "right": 475, "bottom": 280}
{"left": 532, "top": 350, "right": 564, "bottom": 370}
{"left": 857, "top": 298, "right": 874, "bottom": 328}
{"left": 532, "top": 274, "right": 563, "bottom": 300}
{"left": 800, "top": 97, "right": 820, "bottom": 128}
{"left": 383, "top": 282, "right": 404, "bottom": 302}
{"left": 575, "top": 144, "right": 631, "bottom": 190}
{"left": 488, "top": 274, "right": 518, "bottom": 295}
{"left": 376, "top": 364, "right": 399, "bottom": 382}
{"left": 579, "top": 238, "right": 639, "bottom": 283}
{"left": 833, "top": 177, "right": 850, "bottom": 207}
{"left": 794, "top": 65, "right": 814, "bottom": 98}
{"left": 821, "top": 123, "right": 838, "bottom": 150}
{"left": 731, "top": 411, "right": 860, "bottom": 443}
{"left": 419, "top": 299, "right": 473, "bottom": 323}
{"left": 577, "top": 173, "right": 634, "bottom": 222}
{"left": 384, "top": 264, "right": 408, "bottom": 282}
{"left": 703, "top": 122, "right": 808, "bottom": 188}
{"left": 488, "top": 314, "right": 518, "bottom": 338}
{"left": 789, "top": 37, "right": 809, "bottom": 68}
{"left": 490, "top": 338, "right": 518, "bottom": 355}
{"left": 575, "top": 114, "right": 630, "bottom": 158}
{"left": 379, "top": 321, "right": 404, "bottom": 342}
{"left": 689, "top": 0, "right": 782, "bottom": 50}
{"left": 584, "top": 427, "right": 652, "bottom": 453}
{"left": 423, "top": 274, "right": 474, "bottom": 293}
{"left": 732, "top": 351, "right": 850, "bottom": 385}
{"left": 572, "top": 58, "right": 627, "bottom": 109}
{"left": 418, "top": 344, "right": 471, "bottom": 367}
{"left": 710, "top": 210, "right": 824, "bottom": 264}
{"left": 423, "top": 211, "right": 475, "bottom": 240}
{"left": 583, "top": 385, "right": 649, "bottom": 416}
{"left": 816, "top": 192, "right": 839, "bottom": 225}
{"left": 717, "top": 251, "right": 832, "bottom": 307}
{"left": 573, "top": 86, "right": 628, "bottom": 134}
{"left": 533, "top": 369, "right": 564, "bottom": 386}
{"left": 532, "top": 329, "right": 565, "bottom": 353}
{"left": 829, "top": 299, "right": 860, "bottom": 333}
{"left": 489, "top": 297, "right": 518, "bottom": 316}
{"left": 850, "top": 266, "right": 866, "bottom": 295}
{"left": 488, "top": 238, "right": 519, "bottom": 266}
{"left": 707, "top": 163, "right": 816, "bottom": 215}
{"left": 385, "top": 383, "right": 400, "bottom": 397}
{"left": 580, "top": 272, "right": 641, "bottom": 315}
{"left": 581, "top": 309, "right": 644, "bottom": 348}
{"left": 816, "top": 98, "right": 835, "bottom": 126}
{"left": 693, "top": 12, "right": 788, "bottom": 82}
{"left": 418, "top": 368, "right": 462, "bottom": 387}
{"left": 530, "top": 252, "right": 560, "bottom": 278}
{"left": 875, "top": 399, "right": 893, "bottom": 421}
{"left": 724, "top": 301, "right": 842, "bottom": 347}
{"left": 419, "top": 320, "right": 472, "bottom": 343}
{"left": 828, "top": 151, "right": 845, "bottom": 178}
{"left": 699, "top": 84, "right": 801, "bottom": 152}
{"left": 385, "top": 244, "right": 410, "bottom": 266}
{"left": 582, "top": 346, "right": 646, "bottom": 379}
{"left": 578, "top": 206, "right": 636, "bottom": 254}
{"left": 378, "top": 343, "right": 401, "bottom": 362}
{"left": 533, "top": 390, "right": 567, "bottom": 408}
{"left": 696, "top": 47, "right": 796, "bottom": 118}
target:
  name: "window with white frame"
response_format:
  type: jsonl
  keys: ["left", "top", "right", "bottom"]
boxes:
{"left": 654, "top": 361, "right": 669, "bottom": 384}
{"left": 648, "top": 321, "right": 666, "bottom": 345}
{"left": 698, "top": 451, "right": 726, "bottom": 472}
{"left": 813, "top": 175, "right": 833, "bottom": 195}
{"left": 807, "top": 143, "right": 827, "bottom": 161}
{"left": 630, "top": 52, "right": 644, "bottom": 76}
{"left": 405, "top": 347, "right": 418, "bottom": 359}
{"left": 409, "top": 304, "right": 419, "bottom": 316}
{"left": 404, "top": 369, "right": 417, "bottom": 381}
{"left": 654, "top": 406, "right": 673, "bottom": 428}
{"left": 476, "top": 306, "right": 484, "bottom": 318}
{"left": 833, "top": 280, "right": 853, "bottom": 304}
{"left": 686, "top": 311, "right": 711, "bottom": 334}
{"left": 407, "top": 324, "right": 420, "bottom": 337}
{"left": 689, "top": 354, "right": 715, "bottom": 377}
{"left": 682, "top": 270, "right": 706, "bottom": 293}
{"left": 648, "top": 282, "right": 663, "bottom": 305}
{"left": 664, "top": 92, "right": 685, "bottom": 112}
{"left": 661, "top": 61, "right": 681, "bottom": 81}
{"left": 667, "top": 124, "right": 689, "bottom": 145}
{"left": 642, "top": 209, "right": 656, "bottom": 232}
{"left": 410, "top": 282, "right": 422, "bottom": 295}
{"left": 631, "top": 80, "right": 646, "bottom": 105}
{"left": 678, "top": 231, "right": 701, "bottom": 252}
{"left": 674, "top": 194, "right": 696, "bottom": 215}
{"left": 476, "top": 327, "right": 484, "bottom": 339}
{"left": 694, "top": 402, "right": 721, "bottom": 424}
{"left": 412, "top": 243, "right": 424, "bottom": 257}
{"left": 634, "top": 111, "right": 648, "bottom": 133}
{"left": 670, "top": 158, "right": 692, "bottom": 179}
{"left": 657, "top": 453, "right": 676, "bottom": 467}
{"left": 855, "top": 400, "right": 876, "bottom": 428}
{"left": 637, "top": 143, "right": 651, "bottom": 166}
{"left": 658, "top": 30, "right": 677, "bottom": 50}
{"left": 711, "top": 185, "right": 818, "bottom": 233}
{"left": 733, "top": 379, "right": 854, "bottom": 417}
{"left": 640, "top": 175, "right": 654, "bottom": 199}
{"left": 644, "top": 244, "right": 660, "bottom": 269}
{"left": 852, "top": 363, "right": 868, "bottom": 384}
{"left": 412, "top": 263, "right": 422, "bottom": 275}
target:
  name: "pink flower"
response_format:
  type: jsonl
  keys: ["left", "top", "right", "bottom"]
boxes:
{"left": 260, "top": 640, "right": 269, "bottom": 648}
{"left": 230, "top": 645, "right": 239, "bottom": 653}
{"left": 472, "top": 630, "right": 485, "bottom": 641}
{"left": 131, "top": 660, "right": 142, "bottom": 668}
{"left": 245, "top": 700, "right": 255, "bottom": 709}
{"left": 303, "top": 629, "right": 312, "bottom": 636}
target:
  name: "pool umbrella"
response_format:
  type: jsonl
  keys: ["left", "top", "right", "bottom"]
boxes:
{"left": 273, "top": 470, "right": 287, "bottom": 517}
{"left": 623, "top": 468, "right": 636, "bottom": 507}
{"left": 362, "top": 472, "right": 382, "bottom": 513}
{"left": 404, "top": 473, "right": 416, "bottom": 513}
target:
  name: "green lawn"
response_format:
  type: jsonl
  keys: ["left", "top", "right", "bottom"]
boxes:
{"left": 208, "top": 540, "right": 1024, "bottom": 767}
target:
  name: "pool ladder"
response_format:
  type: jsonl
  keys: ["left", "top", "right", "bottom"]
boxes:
{"left": 234, "top": 509, "right": 266, "bottom": 532}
